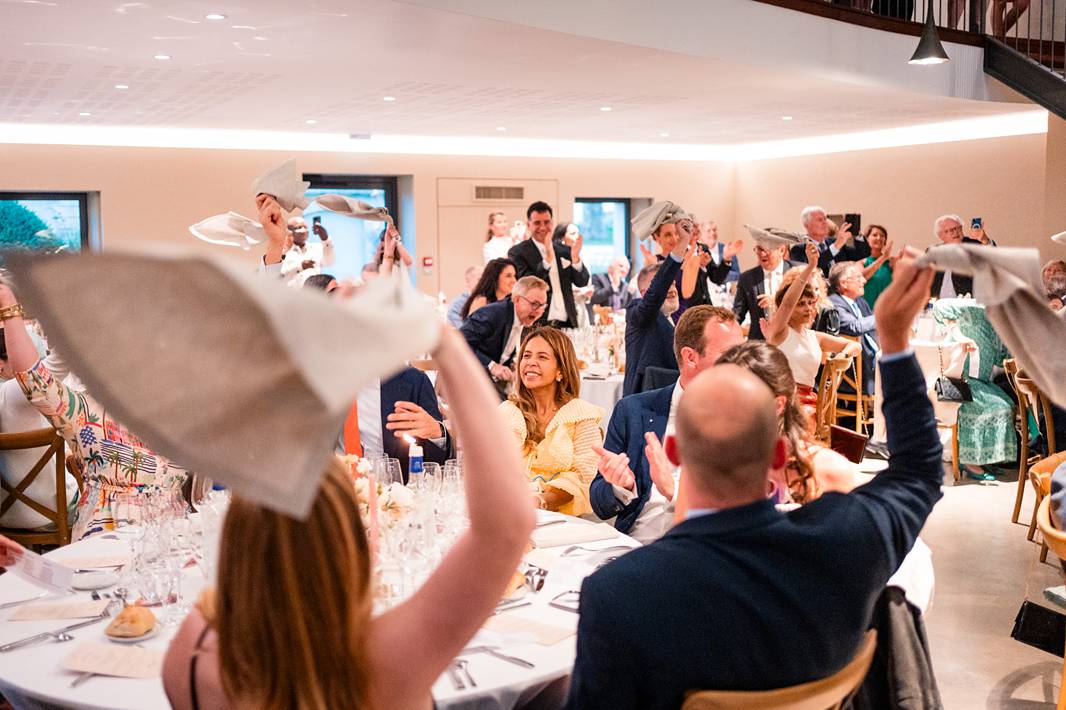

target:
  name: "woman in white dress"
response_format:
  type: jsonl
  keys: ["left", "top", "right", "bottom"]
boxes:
{"left": 482, "top": 211, "right": 514, "bottom": 263}
{"left": 763, "top": 241, "right": 860, "bottom": 417}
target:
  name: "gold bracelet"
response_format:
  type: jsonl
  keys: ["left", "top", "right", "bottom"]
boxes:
{"left": 0, "top": 304, "right": 24, "bottom": 321}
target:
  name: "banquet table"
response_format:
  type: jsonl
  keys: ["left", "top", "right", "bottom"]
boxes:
{"left": 578, "top": 373, "right": 624, "bottom": 428}
{"left": 0, "top": 512, "right": 639, "bottom": 710}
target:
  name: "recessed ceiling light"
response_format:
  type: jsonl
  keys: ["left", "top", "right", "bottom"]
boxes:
{"left": 600, "top": 106, "right": 612, "bottom": 112}
{"left": 204, "top": 13, "right": 227, "bottom": 20}
{"left": 230, "top": 25, "right": 255, "bottom": 29}
{"left": 305, "top": 119, "right": 317, "bottom": 125}
{"left": 496, "top": 126, "right": 506, "bottom": 132}
{"left": 253, "top": 36, "right": 268, "bottom": 41}
{"left": 383, "top": 96, "right": 396, "bottom": 102}
{"left": 114, "top": 84, "right": 129, "bottom": 90}
{"left": 659, "top": 132, "right": 670, "bottom": 138}
{"left": 782, "top": 116, "right": 793, "bottom": 121}
{"left": 78, "top": 112, "right": 91, "bottom": 117}
{"left": 154, "top": 54, "right": 172, "bottom": 60}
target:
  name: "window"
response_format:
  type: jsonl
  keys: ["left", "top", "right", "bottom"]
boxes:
{"left": 301, "top": 175, "right": 405, "bottom": 283}
{"left": 572, "top": 198, "right": 629, "bottom": 275}
{"left": 0, "top": 192, "right": 90, "bottom": 263}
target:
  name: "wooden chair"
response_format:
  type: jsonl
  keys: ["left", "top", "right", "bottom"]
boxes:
{"left": 682, "top": 630, "right": 877, "bottom": 710}
{"left": 935, "top": 421, "right": 961, "bottom": 482}
{"left": 1028, "top": 452, "right": 1066, "bottom": 562}
{"left": 834, "top": 336, "right": 874, "bottom": 435}
{"left": 814, "top": 355, "right": 853, "bottom": 444}
{"left": 0, "top": 427, "right": 74, "bottom": 548}
{"left": 592, "top": 305, "right": 613, "bottom": 326}
{"left": 1004, "top": 359, "right": 1051, "bottom": 524}
{"left": 1035, "top": 496, "right": 1066, "bottom": 710}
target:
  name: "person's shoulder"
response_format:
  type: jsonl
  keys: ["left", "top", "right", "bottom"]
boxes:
{"left": 556, "top": 397, "right": 604, "bottom": 425}
{"left": 618, "top": 384, "right": 672, "bottom": 413}
{"left": 385, "top": 366, "right": 430, "bottom": 389}
{"left": 508, "top": 239, "right": 534, "bottom": 257}
{"left": 739, "top": 264, "right": 762, "bottom": 281}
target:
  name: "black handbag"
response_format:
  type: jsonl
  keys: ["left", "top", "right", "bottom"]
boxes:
{"left": 934, "top": 345, "right": 973, "bottom": 403}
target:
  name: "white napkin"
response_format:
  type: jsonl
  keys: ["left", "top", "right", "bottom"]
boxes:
{"left": 743, "top": 225, "right": 805, "bottom": 250}
{"left": 1052, "top": 230, "right": 1066, "bottom": 245}
{"left": 312, "top": 194, "right": 394, "bottom": 226}
{"left": 631, "top": 201, "right": 690, "bottom": 240}
{"left": 917, "top": 244, "right": 1066, "bottom": 407}
{"left": 188, "top": 211, "right": 266, "bottom": 251}
{"left": 8, "top": 248, "right": 440, "bottom": 519}
{"left": 252, "top": 158, "right": 310, "bottom": 211}
{"left": 531, "top": 521, "right": 618, "bottom": 548}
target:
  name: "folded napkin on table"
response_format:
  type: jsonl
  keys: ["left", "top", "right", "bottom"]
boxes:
{"left": 188, "top": 211, "right": 266, "bottom": 250}
{"left": 9, "top": 248, "right": 439, "bottom": 519}
{"left": 531, "top": 521, "right": 619, "bottom": 548}
{"left": 916, "top": 244, "right": 1066, "bottom": 407}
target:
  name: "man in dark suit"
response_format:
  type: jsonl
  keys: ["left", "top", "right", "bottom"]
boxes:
{"left": 566, "top": 257, "right": 942, "bottom": 710}
{"left": 460, "top": 275, "right": 549, "bottom": 386}
{"left": 789, "top": 206, "right": 870, "bottom": 275}
{"left": 589, "top": 256, "right": 636, "bottom": 311}
{"left": 733, "top": 242, "right": 795, "bottom": 341}
{"left": 829, "top": 261, "right": 878, "bottom": 397}
{"left": 622, "top": 260, "right": 681, "bottom": 397}
{"left": 928, "top": 214, "right": 997, "bottom": 298}
{"left": 698, "top": 220, "right": 743, "bottom": 286}
{"left": 507, "top": 201, "right": 590, "bottom": 328}
{"left": 590, "top": 306, "right": 743, "bottom": 543}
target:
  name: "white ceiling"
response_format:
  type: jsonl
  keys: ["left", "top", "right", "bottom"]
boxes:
{"left": 0, "top": 0, "right": 1039, "bottom": 145}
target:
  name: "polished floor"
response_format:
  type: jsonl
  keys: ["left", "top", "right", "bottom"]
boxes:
{"left": 921, "top": 467, "right": 1063, "bottom": 709}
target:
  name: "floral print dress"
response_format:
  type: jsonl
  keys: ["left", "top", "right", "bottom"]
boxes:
{"left": 16, "top": 358, "right": 188, "bottom": 540}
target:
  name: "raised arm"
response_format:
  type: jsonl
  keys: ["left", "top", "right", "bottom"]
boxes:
{"left": 680, "top": 244, "right": 700, "bottom": 299}
{"left": 255, "top": 195, "right": 287, "bottom": 267}
{"left": 367, "top": 328, "right": 535, "bottom": 708}
{"left": 629, "top": 222, "right": 692, "bottom": 328}
{"left": 765, "top": 241, "right": 819, "bottom": 346}
{"left": 0, "top": 285, "right": 41, "bottom": 373}
{"left": 861, "top": 242, "right": 893, "bottom": 282}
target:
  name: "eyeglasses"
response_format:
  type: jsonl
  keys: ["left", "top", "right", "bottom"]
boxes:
{"left": 517, "top": 295, "right": 547, "bottom": 312}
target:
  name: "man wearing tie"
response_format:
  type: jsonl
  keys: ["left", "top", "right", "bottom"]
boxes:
{"left": 508, "top": 201, "right": 590, "bottom": 328}
{"left": 460, "top": 275, "right": 550, "bottom": 387}
{"left": 829, "top": 262, "right": 879, "bottom": 402}
{"left": 789, "top": 206, "right": 869, "bottom": 275}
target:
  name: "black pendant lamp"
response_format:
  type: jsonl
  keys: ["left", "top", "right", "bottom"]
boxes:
{"left": 909, "top": 2, "right": 950, "bottom": 65}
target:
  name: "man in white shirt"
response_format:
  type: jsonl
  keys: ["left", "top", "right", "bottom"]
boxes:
{"left": 733, "top": 241, "right": 795, "bottom": 341}
{"left": 280, "top": 216, "right": 335, "bottom": 287}
{"left": 589, "top": 305, "right": 744, "bottom": 543}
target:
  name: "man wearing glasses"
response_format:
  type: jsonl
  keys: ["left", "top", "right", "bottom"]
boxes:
{"left": 929, "top": 214, "right": 996, "bottom": 299}
{"left": 460, "top": 276, "right": 550, "bottom": 390}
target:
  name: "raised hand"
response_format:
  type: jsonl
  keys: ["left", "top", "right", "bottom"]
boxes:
{"left": 572, "top": 232, "right": 583, "bottom": 262}
{"left": 834, "top": 221, "right": 852, "bottom": 250}
{"left": 723, "top": 238, "right": 744, "bottom": 261}
{"left": 592, "top": 445, "right": 636, "bottom": 492}
{"left": 672, "top": 219, "right": 695, "bottom": 260}
{"left": 312, "top": 221, "right": 330, "bottom": 242}
{"left": 804, "top": 240, "right": 820, "bottom": 266}
{"left": 873, "top": 248, "right": 935, "bottom": 354}
{"left": 386, "top": 401, "right": 442, "bottom": 440}
{"left": 639, "top": 242, "right": 655, "bottom": 266}
{"left": 644, "top": 432, "right": 675, "bottom": 501}
{"left": 256, "top": 195, "right": 287, "bottom": 264}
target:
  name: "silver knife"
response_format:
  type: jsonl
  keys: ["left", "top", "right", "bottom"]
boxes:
{"left": 0, "top": 592, "right": 48, "bottom": 610}
{"left": 0, "top": 602, "right": 118, "bottom": 653}
{"left": 447, "top": 663, "right": 465, "bottom": 691}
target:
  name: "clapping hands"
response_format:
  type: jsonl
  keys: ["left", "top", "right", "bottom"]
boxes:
{"left": 592, "top": 445, "right": 636, "bottom": 492}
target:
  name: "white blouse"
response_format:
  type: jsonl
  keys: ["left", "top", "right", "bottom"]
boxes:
{"left": 778, "top": 327, "right": 822, "bottom": 388}
{"left": 483, "top": 236, "right": 514, "bottom": 264}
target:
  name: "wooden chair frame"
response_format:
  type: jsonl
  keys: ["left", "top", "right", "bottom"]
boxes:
{"left": 1034, "top": 497, "right": 1066, "bottom": 710}
{"left": 834, "top": 336, "right": 874, "bottom": 435}
{"left": 682, "top": 630, "right": 877, "bottom": 710}
{"left": 1004, "top": 359, "right": 1045, "bottom": 524}
{"left": 0, "top": 427, "right": 73, "bottom": 547}
{"left": 815, "top": 356, "right": 853, "bottom": 444}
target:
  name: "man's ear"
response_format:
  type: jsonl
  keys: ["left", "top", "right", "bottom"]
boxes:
{"left": 771, "top": 437, "right": 788, "bottom": 471}
{"left": 664, "top": 434, "right": 680, "bottom": 466}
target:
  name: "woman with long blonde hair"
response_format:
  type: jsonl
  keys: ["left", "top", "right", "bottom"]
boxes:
{"left": 500, "top": 327, "right": 603, "bottom": 515}
{"left": 482, "top": 210, "right": 513, "bottom": 263}
{"left": 163, "top": 328, "right": 535, "bottom": 710}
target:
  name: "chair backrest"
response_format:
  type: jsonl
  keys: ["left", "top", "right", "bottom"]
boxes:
{"left": 0, "top": 427, "right": 71, "bottom": 546}
{"left": 593, "top": 305, "right": 613, "bottom": 326}
{"left": 1018, "top": 373, "right": 1058, "bottom": 455}
{"left": 815, "top": 356, "right": 852, "bottom": 443}
{"left": 682, "top": 630, "right": 877, "bottom": 710}
{"left": 1037, "top": 496, "right": 1066, "bottom": 562}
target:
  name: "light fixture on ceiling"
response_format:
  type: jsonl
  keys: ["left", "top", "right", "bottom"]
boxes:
{"left": 383, "top": 96, "right": 396, "bottom": 102}
{"left": 154, "top": 54, "right": 172, "bottom": 60}
{"left": 909, "top": 3, "right": 950, "bottom": 65}
{"left": 78, "top": 112, "right": 91, "bottom": 117}
{"left": 115, "top": 84, "right": 129, "bottom": 90}
{"left": 782, "top": 116, "right": 793, "bottom": 121}
{"left": 205, "top": 13, "right": 227, "bottom": 20}
{"left": 659, "top": 132, "right": 670, "bottom": 138}
{"left": 253, "top": 36, "right": 268, "bottom": 41}
{"left": 496, "top": 126, "right": 506, "bottom": 132}
{"left": 305, "top": 119, "right": 317, "bottom": 125}
{"left": 600, "top": 106, "right": 612, "bottom": 112}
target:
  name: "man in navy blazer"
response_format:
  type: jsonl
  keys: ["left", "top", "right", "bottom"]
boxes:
{"left": 459, "top": 276, "right": 549, "bottom": 385}
{"left": 567, "top": 256, "right": 942, "bottom": 710}
{"left": 733, "top": 243, "right": 795, "bottom": 341}
{"left": 829, "top": 262, "right": 878, "bottom": 397}
{"left": 590, "top": 306, "right": 743, "bottom": 542}
{"left": 379, "top": 368, "right": 452, "bottom": 478}
{"left": 789, "top": 206, "right": 870, "bottom": 275}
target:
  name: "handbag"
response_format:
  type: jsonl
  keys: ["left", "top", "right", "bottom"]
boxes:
{"left": 934, "top": 345, "right": 973, "bottom": 403}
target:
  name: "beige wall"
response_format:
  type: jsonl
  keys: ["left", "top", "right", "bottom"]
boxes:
{"left": 1, "top": 131, "right": 1062, "bottom": 298}
{"left": 735, "top": 133, "right": 1061, "bottom": 262}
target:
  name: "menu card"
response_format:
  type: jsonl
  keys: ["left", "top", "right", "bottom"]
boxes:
{"left": 62, "top": 642, "right": 164, "bottom": 679}
{"left": 9, "top": 600, "right": 109, "bottom": 621}
{"left": 57, "top": 556, "right": 130, "bottom": 570}
{"left": 7, "top": 547, "right": 73, "bottom": 593}
{"left": 483, "top": 615, "right": 574, "bottom": 646}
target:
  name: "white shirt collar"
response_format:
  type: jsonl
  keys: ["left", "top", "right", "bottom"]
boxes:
{"left": 762, "top": 262, "right": 784, "bottom": 278}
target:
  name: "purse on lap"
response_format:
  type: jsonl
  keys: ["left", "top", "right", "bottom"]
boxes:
{"left": 934, "top": 345, "right": 973, "bottom": 403}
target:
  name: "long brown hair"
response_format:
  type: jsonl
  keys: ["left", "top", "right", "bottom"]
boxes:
{"left": 486, "top": 211, "right": 506, "bottom": 242}
{"left": 508, "top": 327, "right": 581, "bottom": 454}
{"left": 216, "top": 457, "right": 373, "bottom": 709}
{"left": 716, "top": 341, "right": 819, "bottom": 503}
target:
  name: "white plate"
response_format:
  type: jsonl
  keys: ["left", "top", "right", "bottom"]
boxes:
{"left": 70, "top": 571, "right": 119, "bottom": 590}
{"left": 105, "top": 622, "right": 161, "bottom": 644}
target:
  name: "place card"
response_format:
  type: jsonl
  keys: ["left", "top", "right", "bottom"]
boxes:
{"left": 62, "top": 642, "right": 164, "bottom": 679}
{"left": 531, "top": 522, "right": 618, "bottom": 549}
{"left": 7, "top": 547, "right": 73, "bottom": 593}
{"left": 57, "top": 556, "right": 130, "bottom": 570}
{"left": 9, "top": 600, "right": 109, "bottom": 621}
{"left": 483, "top": 615, "right": 574, "bottom": 646}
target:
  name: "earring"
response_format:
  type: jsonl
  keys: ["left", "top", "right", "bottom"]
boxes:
{"left": 556, "top": 375, "right": 562, "bottom": 382}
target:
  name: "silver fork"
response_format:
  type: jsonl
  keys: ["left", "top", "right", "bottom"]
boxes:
{"left": 561, "top": 544, "right": 631, "bottom": 557}
{"left": 447, "top": 662, "right": 466, "bottom": 691}
{"left": 456, "top": 659, "right": 476, "bottom": 688}
{"left": 0, "top": 599, "right": 121, "bottom": 653}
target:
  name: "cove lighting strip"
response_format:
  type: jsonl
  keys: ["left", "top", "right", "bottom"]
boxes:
{"left": 0, "top": 110, "right": 1047, "bottom": 162}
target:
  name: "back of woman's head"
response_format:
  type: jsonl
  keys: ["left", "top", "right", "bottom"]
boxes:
{"left": 551, "top": 223, "right": 570, "bottom": 244}
{"left": 302, "top": 273, "right": 337, "bottom": 291}
{"left": 462, "top": 258, "right": 515, "bottom": 319}
{"left": 716, "top": 341, "right": 818, "bottom": 502}
{"left": 216, "top": 457, "right": 372, "bottom": 710}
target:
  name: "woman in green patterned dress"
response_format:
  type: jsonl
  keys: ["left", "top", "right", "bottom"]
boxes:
{"left": 932, "top": 298, "right": 1017, "bottom": 481}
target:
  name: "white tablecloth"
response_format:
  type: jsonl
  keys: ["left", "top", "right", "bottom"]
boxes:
{"left": 0, "top": 513, "right": 639, "bottom": 710}
{"left": 579, "top": 374, "right": 624, "bottom": 429}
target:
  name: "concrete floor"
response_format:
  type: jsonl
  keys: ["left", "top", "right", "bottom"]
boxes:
{"left": 920, "top": 467, "right": 1064, "bottom": 709}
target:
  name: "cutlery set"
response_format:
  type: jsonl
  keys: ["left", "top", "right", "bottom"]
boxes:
{"left": 0, "top": 600, "right": 122, "bottom": 653}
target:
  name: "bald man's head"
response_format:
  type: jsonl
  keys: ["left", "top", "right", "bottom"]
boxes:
{"left": 675, "top": 365, "right": 781, "bottom": 501}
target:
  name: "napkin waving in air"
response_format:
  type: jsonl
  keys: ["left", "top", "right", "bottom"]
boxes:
{"left": 8, "top": 248, "right": 439, "bottom": 519}
{"left": 917, "top": 244, "right": 1066, "bottom": 407}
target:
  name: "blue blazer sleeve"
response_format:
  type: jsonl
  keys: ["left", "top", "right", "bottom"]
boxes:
{"left": 460, "top": 307, "right": 499, "bottom": 367}
{"left": 630, "top": 257, "right": 681, "bottom": 330}
{"left": 850, "top": 354, "right": 943, "bottom": 572}
{"left": 408, "top": 369, "right": 451, "bottom": 463}
{"left": 831, "top": 294, "right": 877, "bottom": 336}
{"left": 590, "top": 401, "right": 634, "bottom": 520}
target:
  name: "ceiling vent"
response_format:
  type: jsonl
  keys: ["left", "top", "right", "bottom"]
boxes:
{"left": 474, "top": 185, "right": 525, "bottom": 202}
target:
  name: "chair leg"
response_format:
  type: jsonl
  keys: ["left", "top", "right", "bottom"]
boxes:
{"left": 1013, "top": 438, "right": 1029, "bottom": 524}
{"left": 1030, "top": 501, "right": 1041, "bottom": 542}
{"left": 951, "top": 424, "right": 961, "bottom": 482}
{"left": 1041, "top": 540, "right": 1049, "bottom": 564}
{"left": 1059, "top": 637, "right": 1066, "bottom": 710}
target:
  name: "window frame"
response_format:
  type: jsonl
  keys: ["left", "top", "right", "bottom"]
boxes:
{"left": 573, "top": 197, "right": 632, "bottom": 270}
{"left": 0, "top": 191, "right": 91, "bottom": 251}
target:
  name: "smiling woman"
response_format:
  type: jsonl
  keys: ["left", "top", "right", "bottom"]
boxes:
{"left": 500, "top": 327, "right": 604, "bottom": 516}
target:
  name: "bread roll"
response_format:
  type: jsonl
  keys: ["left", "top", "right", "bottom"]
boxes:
{"left": 105, "top": 605, "right": 157, "bottom": 638}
